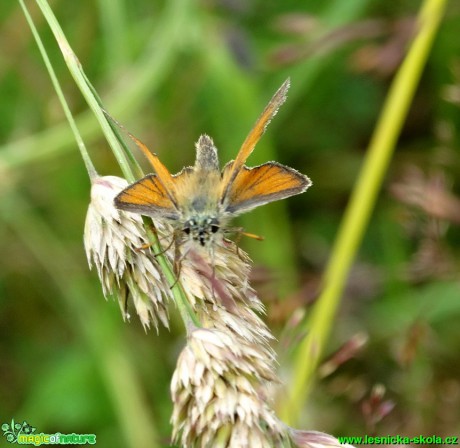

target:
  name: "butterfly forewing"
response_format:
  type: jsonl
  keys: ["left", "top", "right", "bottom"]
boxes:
{"left": 115, "top": 174, "right": 180, "bottom": 220}
{"left": 127, "top": 133, "right": 179, "bottom": 207}
{"left": 220, "top": 78, "right": 291, "bottom": 203}
{"left": 222, "top": 162, "right": 311, "bottom": 214}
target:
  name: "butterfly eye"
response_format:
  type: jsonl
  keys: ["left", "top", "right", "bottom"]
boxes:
{"left": 208, "top": 217, "right": 219, "bottom": 234}
{"left": 183, "top": 227, "right": 191, "bottom": 235}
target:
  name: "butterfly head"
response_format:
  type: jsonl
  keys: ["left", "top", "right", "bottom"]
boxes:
{"left": 182, "top": 216, "right": 220, "bottom": 247}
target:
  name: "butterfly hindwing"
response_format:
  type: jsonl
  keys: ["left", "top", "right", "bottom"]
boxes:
{"left": 222, "top": 162, "right": 311, "bottom": 214}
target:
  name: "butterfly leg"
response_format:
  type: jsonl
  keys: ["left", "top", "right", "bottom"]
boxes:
{"left": 152, "top": 234, "right": 175, "bottom": 257}
{"left": 134, "top": 223, "right": 168, "bottom": 253}
{"left": 169, "top": 231, "right": 185, "bottom": 289}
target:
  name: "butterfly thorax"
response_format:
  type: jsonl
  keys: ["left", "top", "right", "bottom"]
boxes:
{"left": 174, "top": 135, "right": 227, "bottom": 247}
{"left": 178, "top": 175, "right": 225, "bottom": 247}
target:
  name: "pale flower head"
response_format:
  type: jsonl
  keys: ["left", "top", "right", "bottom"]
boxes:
{"left": 84, "top": 175, "right": 171, "bottom": 331}
{"left": 171, "top": 328, "right": 290, "bottom": 447}
{"left": 177, "top": 242, "right": 253, "bottom": 306}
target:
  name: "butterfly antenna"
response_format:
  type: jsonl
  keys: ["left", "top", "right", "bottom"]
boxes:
{"left": 224, "top": 227, "right": 265, "bottom": 242}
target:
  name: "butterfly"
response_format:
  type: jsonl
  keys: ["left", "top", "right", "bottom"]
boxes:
{"left": 114, "top": 78, "right": 311, "bottom": 248}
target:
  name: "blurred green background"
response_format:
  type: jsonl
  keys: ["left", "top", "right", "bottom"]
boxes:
{"left": 1, "top": 0, "right": 459, "bottom": 446}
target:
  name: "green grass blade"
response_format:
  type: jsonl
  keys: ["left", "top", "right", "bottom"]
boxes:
{"left": 34, "top": 0, "right": 134, "bottom": 182}
{"left": 281, "top": 0, "right": 447, "bottom": 425}
{"left": 19, "top": 0, "right": 97, "bottom": 180}
{"left": 1, "top": 0, "right": 190, "bottom": 172}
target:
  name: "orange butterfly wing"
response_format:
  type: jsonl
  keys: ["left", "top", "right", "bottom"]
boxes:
{"left": 115, "top": 174, "right": 180, "bottom": 220}
{"left": 222, "top": 162, "right": 311, "bottom": 214}
{"left": 127, "top": 133, "right": 178, "bottom": 205}
{"left": 114, "top": 130, "right": 192, "bottom": 220}
{"left": 221, "top": 79, "right": 290, "bottom": 202}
